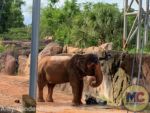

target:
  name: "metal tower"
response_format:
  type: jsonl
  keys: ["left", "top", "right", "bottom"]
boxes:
{"left": 123, "top": 0, "right": 150, "bottom": 52}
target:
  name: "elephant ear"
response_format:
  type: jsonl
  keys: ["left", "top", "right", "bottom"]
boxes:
{"left": 85, "top": 54, "right": 99, "bottom": 65}
{"left": 68, "top": 54, "right": 99, "bottom": 78}
{"left": 68, "top": 54, "right": 86, "bottom": 75}
{"left": 74, "top": 54, "right": 99, "bottom": 73}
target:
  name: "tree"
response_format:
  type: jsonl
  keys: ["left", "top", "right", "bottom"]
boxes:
{"left": 70, "top": 2, "right": 99, "bottom": 47}
{"left": 0, "top": 0, "right": 24, "bottom": 33}
{"left": 8, "top": 0, "right": 24, "bottom": 28}
{"left": 0, "top": 0, "right": 11, "bottom": 33}
{"left": 70, "top": 3, "right": 123, "bottom": 48}
{"left": 40, "top": 1, "right": 123, "bottom": 49}
{"left": 41, "top": 0, "right": 80, "bottom": 45}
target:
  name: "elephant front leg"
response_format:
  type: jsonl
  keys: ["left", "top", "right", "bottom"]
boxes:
{"left": 46, "top": 84, "right": 55, "bottom": 102}
{"left": 79, "top": 80, "right": 83, "bottom": 105}
{"left": 70, "top": 80, "right": 83, "bottom": 106}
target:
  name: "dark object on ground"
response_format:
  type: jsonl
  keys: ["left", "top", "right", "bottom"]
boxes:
{"left": 14, "top": 99, "right": 20, "bottom": 103}
{"left": 85, "top": 95, "right": 107, "bottom": 105}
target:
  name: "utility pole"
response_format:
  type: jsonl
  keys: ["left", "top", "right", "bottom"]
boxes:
{"left": 29, "top": 0, "right": 41, "bottom": 99}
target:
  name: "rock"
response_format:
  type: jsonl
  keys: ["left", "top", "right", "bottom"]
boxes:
{"left": 4, "top": 54, "right": 17, "bottom": 75}
{"left": 111, "top": 68, "right": 130, "bottom": 106}
{"left": 23, "top": 54, "right": 31, "bottom": 76}
{"left": 118, "top": 53, "right": 150, "bottom": 95}
{"left": 83, "top": 76, "right": 98, "bottom": 97}
{"left": 0, "top": 53, "right": 6, "bottom": 73}
{"left": 142, "top": 55, "right": 150, "bottom": 94}
{"left": 65, "top": 46, "right": 83, "bottom": 54}
{"left": 83, "top": 46, "right": 106, "bottom": 59}
{"left": 99, "top": 42, "right": 113, "bottom": 51}
{"left": 83, "top": 46, "right": 100, "bottom": 54}
{"left": 39, "top": 42, "right": 63, "bottom": 59}
{"left": 22, "top": 95, "right": 36, "bottom": 113}
{"left": 14, "top": 99, "right": 20, "bottom": 103}
{"left": 1, "top": 39, "right": 52, "bottom": 56}
{"left": 18, "top": 55, "right": 28, "bottom": 75}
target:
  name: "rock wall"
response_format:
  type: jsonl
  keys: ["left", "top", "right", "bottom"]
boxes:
{"left": 1, "top": 39, "right": 52, "bottom": 56}
{"left": 55, "top": 50, "right": 150, "bottom": 106}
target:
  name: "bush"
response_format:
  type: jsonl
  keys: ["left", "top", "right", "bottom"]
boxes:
{"left": 0, "top": 44, "right": 5, "bottom": 53}
{"left": 0, "top": 27, "right": 31, "bottom": 40}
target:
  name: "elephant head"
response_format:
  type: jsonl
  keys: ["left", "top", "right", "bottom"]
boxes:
{"left": 69, "top": 54, "right": 103, "bottom": 87}
{"left": 84, "top": 54, "right": 103, "bottom": 87}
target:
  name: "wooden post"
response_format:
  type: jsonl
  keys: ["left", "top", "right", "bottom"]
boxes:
{"left": 22, "top": 95, "right": 36, "bottom": 113}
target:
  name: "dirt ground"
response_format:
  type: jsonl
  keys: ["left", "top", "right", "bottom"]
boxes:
{"left": 0, "top": 73, "right": 133, "bottom": 113}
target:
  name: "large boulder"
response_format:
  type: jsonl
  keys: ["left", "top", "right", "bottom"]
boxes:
{"left": 0, "top": 53, "right": 6, "bottom": 73}
{"left": 99, "top": 42, "right": 113, "bottom": 51}
{"left": 140, "top": 55, "right": 150, "bottom": 94}
{"left": 111, "top": 68, "right": 129, "bottom": 106}
{"left": 98, "top": 52, "right": 150, "bottom": 105}
{"left": 63, "top": 46, "right": 83, "bottom": 54}
{"left": 23, "top": 54, "right": 31, "bottom": 76}
{"left": 83, "top": 46, "right": 101, "bottom": 54}
{"left": 4, "top": 54, "right": 17, "bottom": 75}
{"left": 39, "top": 42, "right": 63, "bottom": 59}
{"left": 23, "top": 42, "right": 63, "bottom": 76}
{"left": 18, "top": 55, "right": 28, "bottom": 75}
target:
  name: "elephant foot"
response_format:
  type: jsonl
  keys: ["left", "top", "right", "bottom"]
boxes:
{"left": 72, "top": 101, "right": 83, "bottom": 106}
{"left": 46, "top": 98, "right": 54, "bottom": 102}
{"left": 37, "top": 98, "right": 45, "bottom": 102}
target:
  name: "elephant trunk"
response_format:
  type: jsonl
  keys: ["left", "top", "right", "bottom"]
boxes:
{"left": 89, "top": 63, "right": 103, "bottom": 87}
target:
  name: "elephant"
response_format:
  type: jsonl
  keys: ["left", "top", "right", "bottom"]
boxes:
{"left": 37, "top": 53, "right": 103, "bottom": 106}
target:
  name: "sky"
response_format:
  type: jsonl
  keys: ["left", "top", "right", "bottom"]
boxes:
{"left": 21, "top": 0, "right": 142, "bottom": 25}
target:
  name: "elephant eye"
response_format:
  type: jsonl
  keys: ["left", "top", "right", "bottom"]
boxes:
{"left": 100, "top": 62, "right": 104, "bottom": 66}
{"left": 91, "top": 64, "right": 96, "bottom": 69}
{"left": 87, "top": 63, "right": 95, "bottom": 69}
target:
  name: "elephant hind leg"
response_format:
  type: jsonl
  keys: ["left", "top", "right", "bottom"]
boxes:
{"left": 37, "top": 81, "right": 47, "bottom": 102}
{"left": 37, "top": 69, "right": 47, "bottom": 102}
{"left": 46, "top": 83, "right": 55, "bottom": 102}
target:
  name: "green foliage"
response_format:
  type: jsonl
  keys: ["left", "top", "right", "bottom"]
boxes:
{"left": 0, "top": 0, "right": 24, "bottom": 33}
{"left": 41, "top": 1, "right": 123, "bottom": 49}
{"left": 41, "top": 0, "right": 80, "bottom": 45}
{"left": 92, "top": 3, "right": 123, "bottom": 42}
{"left": 0, "top": 27, "right": 31, "bottom": 40}
{"left": 0, "top": 44, "right": 5, "bottom": 53}
{"left": 0, "top": 0, "right": 149, "bottom": 52}
{"left": 9, "top": 0, "right": 25, "bottom": 28}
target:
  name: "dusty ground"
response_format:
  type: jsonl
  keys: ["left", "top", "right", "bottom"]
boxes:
{"left": 0, "top": 73, "right": 133, "bottom": 113}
